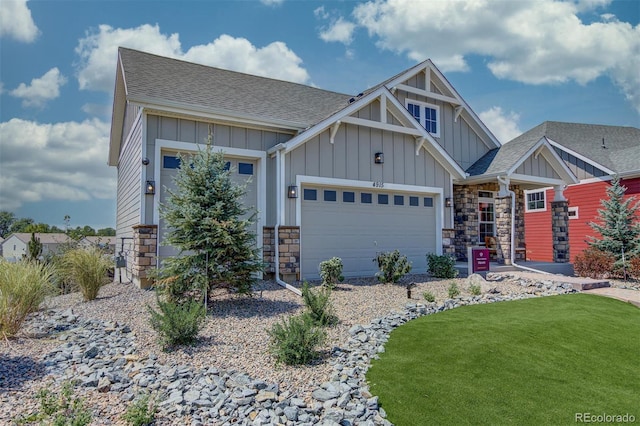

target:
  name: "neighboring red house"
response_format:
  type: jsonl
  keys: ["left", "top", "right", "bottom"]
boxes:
{"left": 521, "top": 122, "right": 640, "bottom": 262}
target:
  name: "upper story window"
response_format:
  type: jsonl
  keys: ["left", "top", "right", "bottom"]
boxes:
{"left": 525, "top": 190, "right": 546, "bottom": 212}
{"left": 407, "top": 100, "right": 440, "bottom": 138}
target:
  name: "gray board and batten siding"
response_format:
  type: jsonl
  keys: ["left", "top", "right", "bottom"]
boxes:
{"left": 394, "top": 75, "right": 495, "bottom": 170}
{"left": 515, "top": 155, "right": 562, "bottom": 180}
{"left": 144, "top": 114, "right": 293, "bottom": 226}
{"left": 284, "top": 122, "right": 452, "bottom": 228}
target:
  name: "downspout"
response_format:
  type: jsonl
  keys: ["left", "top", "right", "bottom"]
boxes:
{"left": 497, "top": 176, "right": 551, "bottom": 275}
{"left": 274, "top": 146, "right": 302, "bottom": 296}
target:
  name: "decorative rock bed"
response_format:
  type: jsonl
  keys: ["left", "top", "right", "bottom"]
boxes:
{"left": 15, "top": 274, "right": 578, "bottom": 425}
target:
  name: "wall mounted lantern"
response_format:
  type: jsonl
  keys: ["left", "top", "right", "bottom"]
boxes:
{"left": 145, "top": 180, "right": 155, "bottom": 195}
{"left": 287, "top": 185, "right": 299, "bottom": 199}
{"left": 374, "top": 152, "right": 384, "bottom": 164}
{"left": 445, "top": 197, "right": 453, "bottom": 208}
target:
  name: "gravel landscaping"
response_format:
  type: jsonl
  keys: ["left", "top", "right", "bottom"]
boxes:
{"left": 1, "top": 272, "right": 636, "bottom": 425}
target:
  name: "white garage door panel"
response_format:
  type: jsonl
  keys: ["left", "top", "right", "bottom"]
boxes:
{"left": 301, "top": 187, "right": 437, "bottom": 279}
{"left": 159, "top": 154, "right": 258, "bottom": 259}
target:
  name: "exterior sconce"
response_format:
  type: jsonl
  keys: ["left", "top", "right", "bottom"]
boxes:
{"left": 287, "top": 185, "right": 298, "bottom": 198}
{"left": 374, "top": 152, "right": 384, "bottom": 164}
{"left": 145, "top": 180, "right": 155, "bottom": 195}
{"left": 445, "top": 197, "right": 453, "bottom": 208}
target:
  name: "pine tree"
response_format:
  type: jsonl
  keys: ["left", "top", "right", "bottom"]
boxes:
{"left": 26, "top": 233, "right": 43, "bottom": 261}
{"left": 588, "top": 175, "right": 640, "bottom": 273}
{"left": 156, "top": 135, "right": 264, "bottom": 301}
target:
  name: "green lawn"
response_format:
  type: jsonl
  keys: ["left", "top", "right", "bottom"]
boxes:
{"left": 366, "top": 294, "right": 640, "bottom": 425}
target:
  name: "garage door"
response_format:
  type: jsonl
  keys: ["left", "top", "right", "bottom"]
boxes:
{"left": 159, "top": 152, "right": 258, "bottom": 259}
{"left": 301, "top": 185, "right": 437, "bottom": 279}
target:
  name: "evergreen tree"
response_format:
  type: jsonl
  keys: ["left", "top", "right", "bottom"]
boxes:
{"left": 588, "top": 175, "right": 640, "bottom": 272}
{"left": 156, "top": 136, "right": 264, "bottom": 301}
{"left": 26, "top": 233, "right": 43, "bottom": 261}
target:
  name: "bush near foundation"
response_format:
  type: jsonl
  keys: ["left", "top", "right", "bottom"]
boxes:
{"left": 319, "top": 257, "right": 344, "bottom": 289}
{"left": 374, "top": 250, "right": 412, "bottom": 283}
{"left": 629, "top": 256, "right": 640, "bottom": 279}
{"left": 427, "top": 253, "right": 458, "bottom": 279}
{"left": 574, "top": 247, "right": 615, "bottom": 279}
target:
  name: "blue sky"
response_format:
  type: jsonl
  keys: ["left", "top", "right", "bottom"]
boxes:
{"left": 1, "top": 0, "right": 638, "bottom": 230}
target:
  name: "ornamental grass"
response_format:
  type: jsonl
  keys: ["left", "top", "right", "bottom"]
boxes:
{"left": 0, "top": 259, "right": 56, "bottom": 337}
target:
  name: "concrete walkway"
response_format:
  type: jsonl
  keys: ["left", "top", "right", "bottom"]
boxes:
{"left": 583, "top": 287, "right": 640, "bottom": 308}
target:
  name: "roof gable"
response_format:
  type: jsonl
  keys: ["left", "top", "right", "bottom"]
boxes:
{"left": 276, "top": 86, "right": 466, "bottom": 179}
{"left": 4, "top": 233, "right": 71, "bottom": 245}
{"left": 379, "top": 60, "right": 501, "bottom": 150}
{"left": 539, "top": 121, "right": 640, "bottom": 175}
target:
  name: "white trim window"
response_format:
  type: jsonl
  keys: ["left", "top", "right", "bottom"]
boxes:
{"left": 525, "top": 190, "right": 546, "bottom": 212}
{"left": 478, "top": 191, "right": 495, "bottom": 244}
{"left": 568, "top": 206, "right": 579, "bottom": 219}
{"left": 406, "top": 100, "right": 440, "bottom": 137}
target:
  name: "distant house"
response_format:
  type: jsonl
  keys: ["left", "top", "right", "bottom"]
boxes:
{"left": 522, "top": 122, "right": 640, "bottom": 262}
{"left": 109, "top": 48, "right": 579, "bottom": 288}
{"left": 79, "top": 236, "right": 117, "bottom": 253}
{"left": 1, "top": 233, "right": 71, "bottom": 262}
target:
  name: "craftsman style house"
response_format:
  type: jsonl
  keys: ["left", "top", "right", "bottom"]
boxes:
{"left": 522, "top": 122, "right": 640, "bottom": 262}
{"left": 109, "top": 48, "right": 577, "bottom": 288}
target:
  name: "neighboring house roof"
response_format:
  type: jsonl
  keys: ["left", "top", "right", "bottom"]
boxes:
{"left": 4, "top": 233, "right": 71, "bottom": 245}
{"left": 522, "top": 121, "right": 640, "bottom": 175}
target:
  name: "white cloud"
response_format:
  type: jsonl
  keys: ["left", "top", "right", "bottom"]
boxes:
{"left": 75, "top": 24, "right": 310, "bottom": 93}
{"left": 9, "top": 67, "right": 67, "bottom": 108}
{"left": 0, "top": 118, "right": 115, "bottom": 210}
{"left": 350, "top": 0, "right": 640, "bottom": 113}
{"left": 0, "top": 0, "right": 39, "bottom": 42}
{"left": 260, "top": 0, "right": 284, "bottom": 6}
{"left": 81, "top": 103, "right": 112, "bottom": 117}
{"left": 479, "top": 107, "right": 522, "bottom": 144}
{"left": 319, "top": 16, "right": 357, "bottom": 44}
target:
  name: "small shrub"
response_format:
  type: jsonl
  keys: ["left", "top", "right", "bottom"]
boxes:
{"left": 319, "top": 257, "right": 344, "bottom": 289}
{"left": 448, "top": 282, "right": 461, "bottom": 298}
{"left": 427, "top": 253, "right": 458, "bottom": 279}
{"left": 629, "top": 256, "right": 640, "bottom": 279}
{"left": 268, "top": 314, "right": 326, "bottom": 366}
{"left": 374, "top": 250, "right": 412, "bottom": 283}
{"left": 574, "top": 247, "right": 615, "bottom": 279}
{"left": 423, "top": 291, "right": 436, "bottom": 303}
{"left": 60, "top": 247, "right": 111, "bottom": 301}
{"left": 15, "top": 381, "right": 92, "bottom": 425}
{"left": 302, "top": 282, "right": 338, "bottom": 326}
{"left": 0, "top": 260, "right": 55, "bottom": 338}
{"left": 122, "top": 393, "right": 156, "bottom": 426}
{"left": 148, "top": 297, "right": 205, "bottom": 348}
{"left": 469, "top": 284, "right": 482, "bottom": 296}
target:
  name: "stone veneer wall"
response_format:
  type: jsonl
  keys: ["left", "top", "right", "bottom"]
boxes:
{"left": 132, "top": 224, "right": 157, "bottom": 289}
{"left": 551, "top": 201, "right": 570, "bottom": 263}
{"left": 442, "top": 229, "right": 456, "bottom": 257}
{"left": 495, "top": 196, "right": 512, "bottom": 265}
{"left": 453, "top": 183, "right": 525, "bottom": 261}
{"left": 263, "top": 226, "right": 300, "bottom": 280}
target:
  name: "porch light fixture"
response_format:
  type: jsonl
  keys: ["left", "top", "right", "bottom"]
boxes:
{"left": 374, "top": 152, "right": 384, "bottom": 164}
{"left": 287, "top": 185, "right": 298, "bottom": 198}
{"left": 145, "top": 180, "right": 155, "bottom": 195}
{"left": 445, "top": 197, "right": 453, "bottom": 208}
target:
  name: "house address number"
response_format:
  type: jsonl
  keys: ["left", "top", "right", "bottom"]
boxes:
{"left": 372, "top": 181, "right": 384, "bottom": 188}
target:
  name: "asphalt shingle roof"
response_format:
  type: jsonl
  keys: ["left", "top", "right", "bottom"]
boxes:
{"left": 119, "top": 48, "right": 354, "bottom": 129}
{"left": 466, "top": 121, "right": 640, "bottom": 176}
